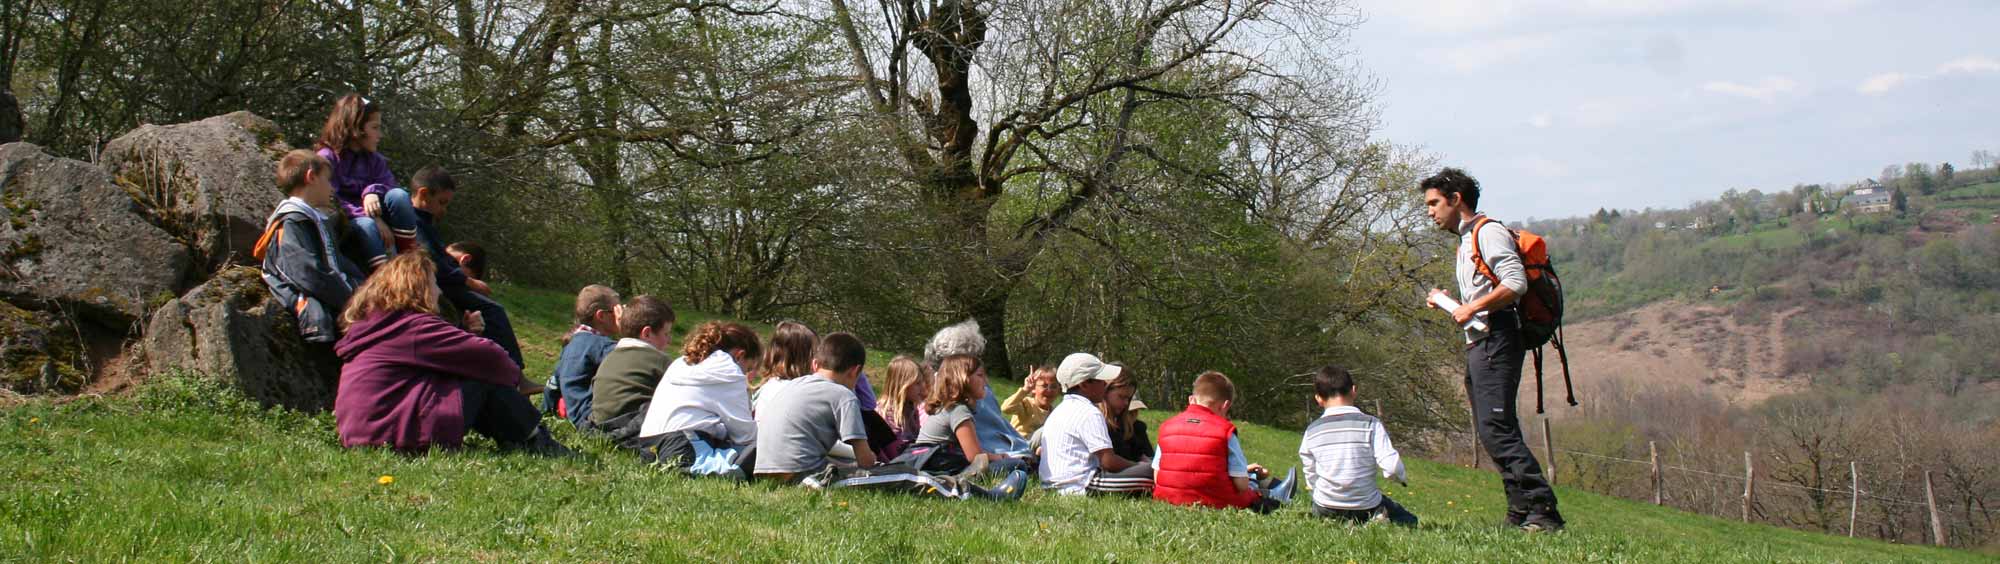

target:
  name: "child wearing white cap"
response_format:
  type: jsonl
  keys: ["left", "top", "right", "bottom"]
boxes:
{"left": 1036, "top": 353, "right": 1155, "bottom": 496}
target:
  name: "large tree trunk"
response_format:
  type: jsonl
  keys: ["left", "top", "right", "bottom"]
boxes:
{"left": 0, "top": 90, "right": 21, "bottom": 143}
{"left": 969, "top": 291, "right": 1014, "bottom": 382}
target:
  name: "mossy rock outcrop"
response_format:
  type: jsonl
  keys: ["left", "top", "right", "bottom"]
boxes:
{"left": 138, "top": 266, "right": 338, "bottom": 411}
{"left": 0, "top": 300, "right": 85, "bottom": 394}
{"left": 99, "top": 111, "right": 293, "bottom": 272}
{"left": 0, "top": 142, "right": 192, "bottom": 324}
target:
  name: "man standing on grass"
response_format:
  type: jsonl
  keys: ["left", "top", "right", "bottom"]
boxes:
{"left": 1420, "top": 167, "right": 1565, "bottom": 532}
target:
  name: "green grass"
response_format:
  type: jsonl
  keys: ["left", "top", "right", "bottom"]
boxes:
{"left": 1938, "top": 181, "right": 2000, "bottom": 201}
{"left": 0, "top": 285, "right": 1981, "bottom": 562}
{"left": 1701, "top": 226, "right": 1807, "bottom": 253}
{"left": 3, "top": 378, "right": 1975, "bottom": 562}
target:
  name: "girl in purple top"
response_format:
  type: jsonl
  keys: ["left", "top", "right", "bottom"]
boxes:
{"left": 332, "top": 253, "right": 569, "bottom": 455}
{"left": 873, "top": 355, "right": 929, "bottom": 460}
{"left": 315, "top": 93, "right": 420, "bottom": 271}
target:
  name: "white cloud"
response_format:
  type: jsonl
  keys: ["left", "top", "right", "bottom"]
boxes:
{"left": 1529, "top": 113, "right": 1554, "bottom": 128}
{"left": 1936, "top": 56, "right": 2000, "bottom": 75}
{"left": 1857, "top": 72, "right": 1910, "bottom": 95}
{"left": 1701, "top": 76, "right": 1799, "bottom": 103}
{"left": 1850, "top": 56, "right": 1997, "bottom": 96}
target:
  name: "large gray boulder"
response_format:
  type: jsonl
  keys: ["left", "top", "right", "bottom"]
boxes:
{"left": 99, "top": 111, "right": 292, "bottom": 271}
{"left": 0, "top": 142, "right": 192, "bottom": 324}
{"left": 0, "top": 300, "right": 85, "bottom": 394}
{"left": 139, "top": 266, "right": 338, "bottom": 411}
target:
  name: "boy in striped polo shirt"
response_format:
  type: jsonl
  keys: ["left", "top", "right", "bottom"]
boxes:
{"left": 1298, "top": 365, "right": 1416, "bottom": 525}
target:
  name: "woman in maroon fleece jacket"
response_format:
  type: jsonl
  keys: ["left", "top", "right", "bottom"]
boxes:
{"left": 333, "top": 253, "right": 570, "bottom": 455}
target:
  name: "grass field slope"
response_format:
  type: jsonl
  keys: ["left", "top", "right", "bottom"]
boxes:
{"left": 0, "top": 285, "right": 1980, "bottom": 562}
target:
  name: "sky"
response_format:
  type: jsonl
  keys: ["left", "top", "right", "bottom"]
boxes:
{"left": 1348, "top": 0, "right": 2000, "bottom": 221}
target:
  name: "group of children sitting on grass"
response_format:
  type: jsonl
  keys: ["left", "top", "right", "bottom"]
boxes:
{"left": 257, "top": 93, "right": 1416, "bottom": 523}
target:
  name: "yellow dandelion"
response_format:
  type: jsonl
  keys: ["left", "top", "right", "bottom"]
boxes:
{"left": 1446, "top": 501, "right": 1455, "bottom": 506}
{"left": 377, "top": 475, "right": 394, "bottom": 486}
{"left": 27, "top": 417, "right": 38, "bottom": 424}
{"left": 838, "top": 501, "right": 849, "bottom": 508}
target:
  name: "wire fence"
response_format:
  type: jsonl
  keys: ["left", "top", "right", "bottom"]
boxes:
{"left": 1404, "top": 422, "right": 1972, "bottom": 547}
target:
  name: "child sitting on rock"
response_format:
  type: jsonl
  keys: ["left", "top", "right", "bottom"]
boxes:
{"left": 254, "top": 149, "right": 364, "bottom": 343}
{"left": 313, "top": 93, "right": 417, "bottom": 271}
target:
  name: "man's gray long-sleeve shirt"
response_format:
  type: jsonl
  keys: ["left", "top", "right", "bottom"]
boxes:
{"left": 1456, "top": 214, "right": 1527, "bottom": 344}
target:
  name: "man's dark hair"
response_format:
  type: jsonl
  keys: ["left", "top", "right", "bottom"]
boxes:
{"left": 1419, "top": 167, "right": 1481, "bottom": 211}
{"left": 413, "top": 165, "right": 457, "bottom": 193}
{"left": 617, "top": 295, "right": 675, "bottom": 339}
{"left": 1313, "top": 365, "right": 1356, "bottom": 399}
{"left": 813, "top": 332, "right": 868, "bottom": 374}
{"left": 446, "top": 241, "right": 487, "bottom": 280}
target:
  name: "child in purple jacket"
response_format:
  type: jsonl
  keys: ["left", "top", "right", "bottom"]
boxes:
{"left": 333, "top": 253, "right": 569, "bottom": 455}
{"left": 315, "top": 93, "right": 419, "bottom": 271}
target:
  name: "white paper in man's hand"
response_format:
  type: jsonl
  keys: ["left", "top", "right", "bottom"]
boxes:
{"left": 1426, "top": 291, "right": 1488, "bottom": 332}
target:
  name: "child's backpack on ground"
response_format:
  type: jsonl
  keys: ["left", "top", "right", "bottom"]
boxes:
{"left": 1469, "top": 217, "right": 1578, "bottom": 413}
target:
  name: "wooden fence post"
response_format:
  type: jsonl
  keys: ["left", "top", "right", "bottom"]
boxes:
{"left": 1650, "top": 441, "right": 1662, "bottom": 505}
{"left": 1742, "top": 451, "right": 1753, "bottom": 522}
{"left": 1926, "top": 470, "right": 1947, "bottom": 546}
{"left": 1848, "top": 461, "right": 1858, "bottom": 538}
{"left": 1374, "top": 399, "right": 1384, "bottom": 419}
{"left": 1542, "top": 417, "right": 1556, "bottom": 487}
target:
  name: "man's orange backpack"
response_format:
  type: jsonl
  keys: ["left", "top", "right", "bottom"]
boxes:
{"left": 1470, "top": 217, "right": 1577, "bottom": 413}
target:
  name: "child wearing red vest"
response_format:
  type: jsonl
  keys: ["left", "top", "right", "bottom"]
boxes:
{"left": 1152, "top": 371, "right": 1294, "bottom": 513}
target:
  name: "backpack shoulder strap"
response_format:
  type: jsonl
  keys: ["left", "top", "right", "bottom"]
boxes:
{"left": 1469, "top": 216, "right": 1505, "bottom": 287}
{"left": 252, "top": 206, "right": 307, "bottom": 262}
{"left": 255, "top": 202, "right": 332, "bottom": 269}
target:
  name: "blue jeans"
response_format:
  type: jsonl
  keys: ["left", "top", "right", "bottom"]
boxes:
{"left": 351, "top": 188, "right": 420, "bottom": 270}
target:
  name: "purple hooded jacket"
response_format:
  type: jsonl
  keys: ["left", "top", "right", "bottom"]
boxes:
{"left": 333, "top": 310, "right": 522, "bottom": 451}
{"left": 315, "top": 147, "right": 398, "bottom": 219}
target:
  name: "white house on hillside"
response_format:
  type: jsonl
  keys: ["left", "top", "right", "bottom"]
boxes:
{"left": 1847, "top": 186, "right": 1894, "bottom": 214}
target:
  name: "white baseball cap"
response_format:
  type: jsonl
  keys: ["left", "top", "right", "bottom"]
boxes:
{"left": 1055, "top": 353, "right": 1123, "bottom": 390}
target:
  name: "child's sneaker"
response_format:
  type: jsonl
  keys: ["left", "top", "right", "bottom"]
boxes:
{"left": 984, "top": 469, "right": 1030, "bottom": 501}
{"left": 1267, "top": 466, "right": 1298, "bottom": 504}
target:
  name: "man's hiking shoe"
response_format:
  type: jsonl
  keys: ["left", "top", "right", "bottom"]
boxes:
{"left": 984, "top": 469, "right": 1029, "bottom": 502}
{"left": 1520, "top": 512, "right": 1566, "bottom": 533}
{"left": 1505, "top": 510, "right": 1530, "bottom": 528}
{"left": 1267, "top": 467, "right": 1298, "bottom": 504}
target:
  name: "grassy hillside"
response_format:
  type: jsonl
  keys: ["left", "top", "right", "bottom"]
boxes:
{"left": 0, "top": 284, "right": 1979, "bottom": 562}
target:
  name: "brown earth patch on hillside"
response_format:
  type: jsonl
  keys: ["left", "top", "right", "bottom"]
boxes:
{"left": 1562, "top": 300, "right": 1807, "bottom": 405}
